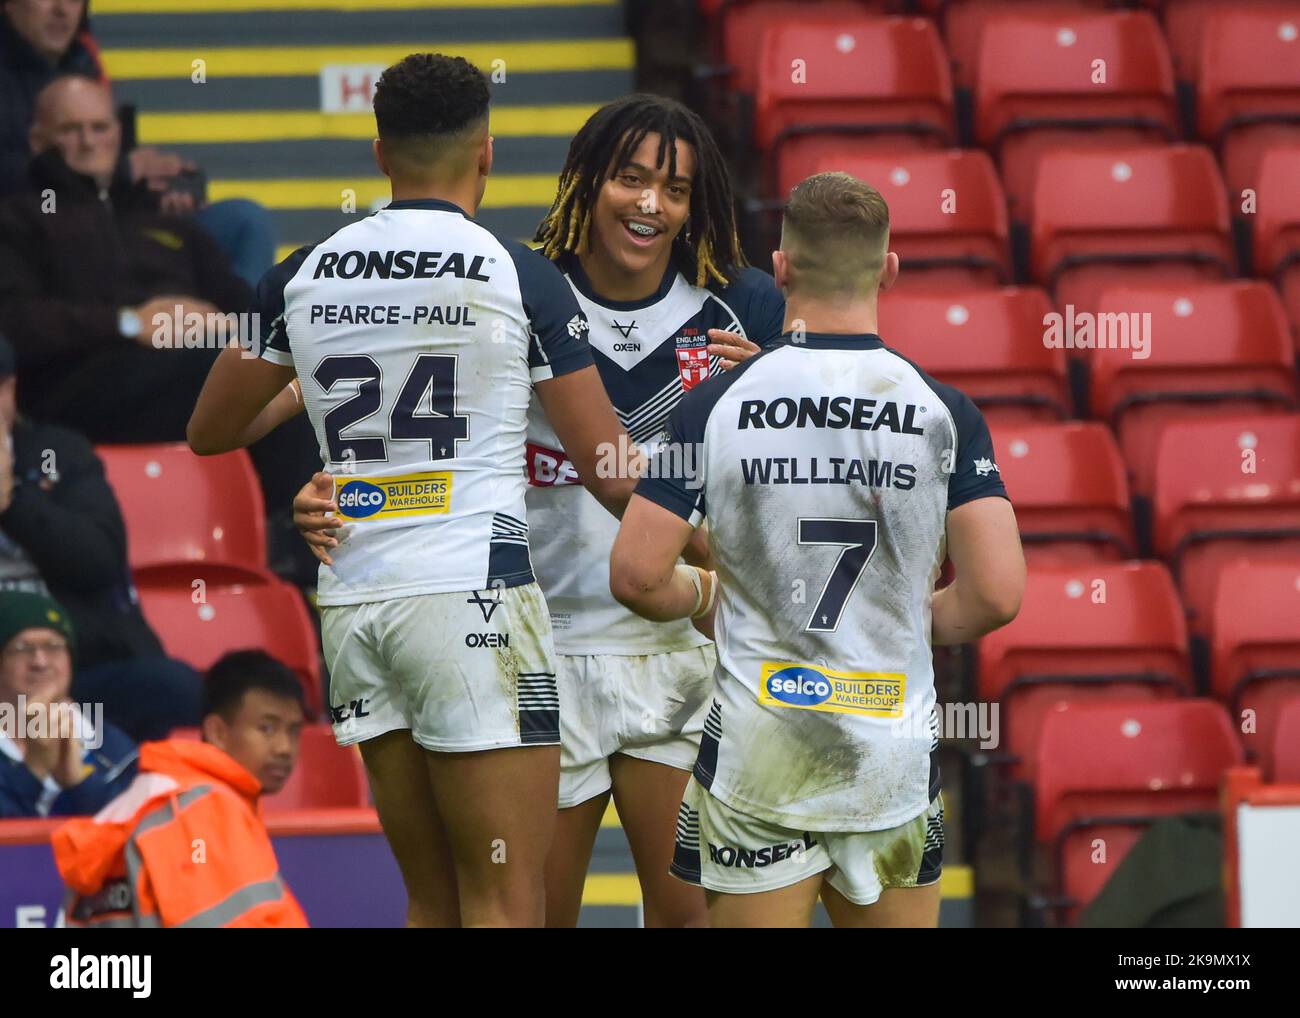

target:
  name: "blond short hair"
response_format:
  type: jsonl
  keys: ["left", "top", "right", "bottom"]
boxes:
{"left": 781, "top": 172, "right": 890, "bottom": 298}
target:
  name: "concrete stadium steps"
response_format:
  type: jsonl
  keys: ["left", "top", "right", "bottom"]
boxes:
{"left": 92, "top": 0, "right": 635, "bottom": 255}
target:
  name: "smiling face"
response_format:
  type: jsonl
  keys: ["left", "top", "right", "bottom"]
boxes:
{"left": 585, "top": 132, "right": 696, "bottom": 295}
{"left": 0, "top": 626, "right": 72, "bottom": 707}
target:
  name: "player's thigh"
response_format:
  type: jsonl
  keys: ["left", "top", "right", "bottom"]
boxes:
{"left": 357, "top": 730, "right": 459, "bottom": 928}
{"left": 426, "top": 743, "right": 560, "bottom": 925}
{"left": 545, "top": 789, "right": 611, "bottom": 928}
{"left": 820, "top": 880, "right": 942, "bottom": 928}
{"left": 821, "top": 794, "right": 946, "bottom": 928}
{"left": 671, "top": 776, "right": 829, "bottom": 928}
{"left": 609, "top": 753, "right": 707, "bottom": 928}
{"left": 706, "top": 874, "right": 823, "bottom": 928}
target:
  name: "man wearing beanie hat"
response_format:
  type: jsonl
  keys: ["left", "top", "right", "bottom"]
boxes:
{"left": 0, "top": 589, "right": 137, "bottom": 817}
{"left": 0, "top": 328, "right": 202, "bottom": 740}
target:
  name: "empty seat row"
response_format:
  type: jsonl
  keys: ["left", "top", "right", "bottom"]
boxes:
{"left": 791, "top": 142, "right": 1300, "bottom": 343}
{"left": 977, "top": 557, "right": 1300, "bottom": 781}
{"left": 707, "top": 6, "right": 1300, "bottom": 213}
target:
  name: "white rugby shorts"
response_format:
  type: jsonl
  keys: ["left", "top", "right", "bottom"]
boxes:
{"left": 558, "top": 644, "right": 715, "bottom": 808}
{"left": 321, "top": 582, "right": 559, "bottom": 753}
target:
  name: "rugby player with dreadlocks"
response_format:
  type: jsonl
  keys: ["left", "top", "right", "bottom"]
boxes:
{"left": 292, "top": 92, "right": 784, "bottom": 927}
{"left": 523, "top": 94, "right": 784, "bottom": 927}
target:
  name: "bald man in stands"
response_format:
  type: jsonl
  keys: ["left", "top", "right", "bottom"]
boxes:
{"left": 0, "top": 76, "right": 318, "bottom": 577}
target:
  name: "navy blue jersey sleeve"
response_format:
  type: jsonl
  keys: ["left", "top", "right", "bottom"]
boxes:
{"left": 255, "top": 244, "right": 315, "bottom": 366}
{"left": 713, "top": 266, "right": 786, "bottom": 348}
{"left": 636, "top": 345, "right": 774, "bottom": 523}
{"left": 935, "top": 384, "right": 1009, "bottom": 510}
{"left": 504, "top": 242, "right": 593, "bottom": 382}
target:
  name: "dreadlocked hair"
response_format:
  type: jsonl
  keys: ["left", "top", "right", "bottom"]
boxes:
{"left": 535, "top": 94, "right": 746, "bottom": 288}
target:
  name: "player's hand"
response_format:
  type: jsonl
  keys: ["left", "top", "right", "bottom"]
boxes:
{"left": 294, "top": 472, "right": 340, "bottom": 565}
{"left": 707, "top": 329, "right": 759, "bottom": 370}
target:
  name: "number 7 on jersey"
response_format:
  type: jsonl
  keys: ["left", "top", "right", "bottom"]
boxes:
{"left": 798, "top": 518, "right": 878, "bottom": 633}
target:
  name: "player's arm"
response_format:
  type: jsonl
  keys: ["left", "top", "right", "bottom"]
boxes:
{"left": 187, "top": 346, "right": 298, "bottom": 454}
{"left": 610, "top": 379, "right": 719, "bottom": 627}
{"left": 534, "top": 366, "right": 639, "bottom": 519}
{"left": 188, "top": 246, "right": 311, "bottom": 454}
{"left": 929, "top": 388, "right": 1024, "bottom": 645}
{"left": 931, "top": 496, "right": 1024, "bottom": 646}
{"left": 610, "top": 494, "right": 715, "bottom": 623}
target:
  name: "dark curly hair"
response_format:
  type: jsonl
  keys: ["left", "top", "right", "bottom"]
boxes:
{"left": 203, "top": 650, "right": 306, "bottom": 722}
{"left": 534, "top": 94, "right": 746, "bottom": 288}
{"left": 373, "top": 52, "right": 489, "bottom": 141}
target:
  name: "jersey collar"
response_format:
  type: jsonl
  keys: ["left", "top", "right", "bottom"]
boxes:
{"left": 384, "top": 198, "right": 470, "bottom": 218}
{"left": 779, "top": 332, "right": 885, "bottom": 350}
{"left": 560, "top": 252, "right": 679, "bottom": 312}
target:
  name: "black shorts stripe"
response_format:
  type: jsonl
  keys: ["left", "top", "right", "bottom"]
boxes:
{"left": 692, "top": 699, "right": 722, "bottom": 791}
{"left": 669, "top": 801, "right": 702, "bottom": 884}
{"left": 518, "top": 672, "right": 559, "bottom": 744}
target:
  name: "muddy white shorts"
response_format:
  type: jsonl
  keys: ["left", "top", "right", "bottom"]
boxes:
{"left": 320, "top": 582, "right": 559, "bottom": 753}
{"left": 671, "top": 777, "right": 944, "bottom": 905}
{"left": 558, "top": 644, "right": 715, "bottom": 808}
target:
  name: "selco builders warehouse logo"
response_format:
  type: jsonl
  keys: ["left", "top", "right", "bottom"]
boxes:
{"left": 335, "top": 472, "right": 452, "bottom": 521}
{"left": 759, "top": 663, "right": 905, "bottom": 718}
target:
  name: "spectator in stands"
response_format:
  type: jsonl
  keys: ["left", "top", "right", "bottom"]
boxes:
{"left": 0, "top": 76, "right": 322, "bottom": 582}
{"left": 0, "top": 590, "right": 137, "bottom": 818}
{"left": 51, "top": 649, "right": 309, "bottom": 927}
{"left": 0, "top": 330, "right": 202, "bottom": 739}
{"left": 0, "top": 0, "right": 102, "bottom": 195}
{"left": 0, "top": 0, "right": 276, "bottom": 285}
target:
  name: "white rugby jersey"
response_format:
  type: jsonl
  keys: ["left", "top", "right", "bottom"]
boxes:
{"left": 637, "top": 333, "right": 1009, "bottom": 832}
{"left": 523, "top": 255, "right": 785, "bottom": 655}
{"left": 257, "top": 199, "right": 591, "bottom": 606}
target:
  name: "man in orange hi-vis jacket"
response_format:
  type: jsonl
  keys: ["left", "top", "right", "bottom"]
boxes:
{"left": 51, "top": 650, "right": 310, "bottom": 928}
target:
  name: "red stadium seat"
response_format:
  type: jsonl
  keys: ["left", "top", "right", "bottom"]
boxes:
{"left": 943, "top": 0, "right": 1107, "bottom": 90}
{"left": 990, "top": 422, "right": 1135, "bottom": 563}
{"left": 977, "top": 561, "right": 1192, "bottom": 784}
{"left": 1161, "top": 0, "right": 1295, "bottom": 83}
{"left": 877, "top": 287, "right": 1070, "bottom": 423}
{"left": 974, "top": 10, "right": 1178, "bottom": 217}
{"left": 1197, "top": 5, "right": 1300, "bottom": 198}
{"left": 712, "top": 1, "right": 888, "bottom": 96}
{"left": 168, "top": 724, "right": 370, "bottom": 811}
{"left": 263, "top": 725, "right": 369, "bottom": 813}
{"left": 775, "top": 148, "right": 1010, "bottom": 288}
{"left": 97, "top": 443, "right": 267, "bottom": 574}
{"left": 1252, "top": 143, "right": 1300, "bottom": 349}
{"left": 1153, "top": 414, "right": 1300, "bottom": 636}
{"left": 1274, "top": 698, "right": 1300, "bottom": 782}
{"left": 1208, "top": 557, "right": 1300, "bottom": 772}
{"left": 1087, "top": 281, "right": 1298, "bottom": 497}
{"left": 138, "top": 569, "right": 322, "bottom": 715}
{"left": 1035, "top": 699, "right": 1242, "bottom": 923}
{"left": 1030, "top": 145, "right": 1234, "bottom": 312}
{"left": 754, "top": 16, "right": 955, "bottom": 192}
